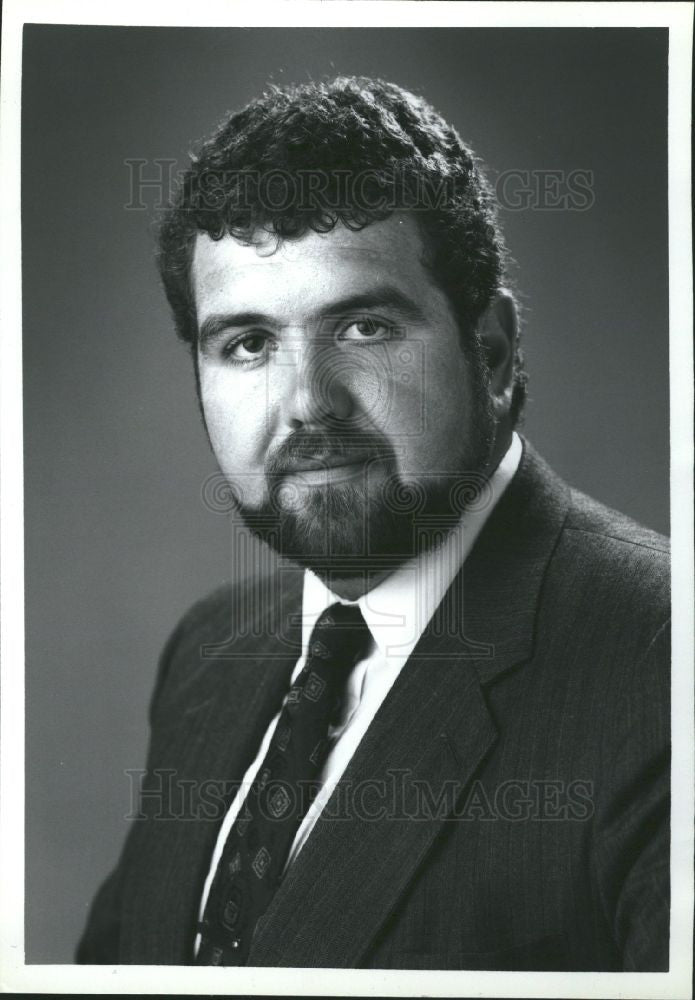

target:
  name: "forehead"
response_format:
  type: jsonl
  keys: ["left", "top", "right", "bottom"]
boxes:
{"left": 191, "top": 213, "right": 447, "bottom": 322}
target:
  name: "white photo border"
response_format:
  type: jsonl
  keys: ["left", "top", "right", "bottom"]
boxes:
{"left": 1, "top": 2, "right": 692, "bottom": 997}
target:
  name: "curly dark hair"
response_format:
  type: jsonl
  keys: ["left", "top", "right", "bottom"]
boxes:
{"left": 156, "top": 75, "right": 527, "bottom": 424}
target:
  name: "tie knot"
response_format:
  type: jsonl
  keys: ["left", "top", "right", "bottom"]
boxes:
{"left": 309, "top": 602, "right": 371, "bottom": 666}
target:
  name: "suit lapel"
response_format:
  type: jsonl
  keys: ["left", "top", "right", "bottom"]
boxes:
{"left": 123, "top": 564, "right": 307, "bottom": 963}
{"left": 247, "top": 441, "right": 571, "bottom": 967}
{"left": 247, "top": 635, "right": 498, "bottom": 967}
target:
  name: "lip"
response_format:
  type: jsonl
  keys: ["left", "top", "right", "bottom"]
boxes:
{"left": 283, "top": 459, "right": 370, "bottom": 482}
{"left": 282, "top": 454, "right": 371, "bottom": 473}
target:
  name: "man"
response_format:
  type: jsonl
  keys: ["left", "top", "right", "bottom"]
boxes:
{"left": 77, "top": 76, "right": 669, "bottom": 970}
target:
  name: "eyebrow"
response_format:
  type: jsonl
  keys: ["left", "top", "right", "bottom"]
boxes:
{"left": 197, "top": 286, "right": 427, "bottom": 347}
{"left": 317, "top": 288, "right": 428, "bottom": 325}
{"left": 198, "top": 311, "right": 277, "bottom": 348}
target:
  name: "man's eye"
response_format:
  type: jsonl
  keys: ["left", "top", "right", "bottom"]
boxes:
{"left": 339, "top": 318, "right": 391, "bottom": 342}
{"left": 223, "top": 333, "right": 272, "bottom": 362}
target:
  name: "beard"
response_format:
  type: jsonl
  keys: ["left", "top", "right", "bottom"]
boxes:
{"left": 231, "top": 370, "right": 497, "bottom": 582}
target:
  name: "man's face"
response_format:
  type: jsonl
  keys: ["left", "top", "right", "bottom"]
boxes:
{"left": 192, "top": 213, "right": 494, "bottom": 578}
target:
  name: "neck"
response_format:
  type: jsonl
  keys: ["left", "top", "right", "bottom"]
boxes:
{"left": 485, "top": 421, "right": 513, "bottom": 482}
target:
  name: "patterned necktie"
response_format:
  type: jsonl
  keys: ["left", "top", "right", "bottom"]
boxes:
{"left": 195, "top": 601, "right": 371, "bottom": 966}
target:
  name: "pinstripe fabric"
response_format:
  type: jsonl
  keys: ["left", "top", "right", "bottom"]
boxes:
{"left": 76, "top": 440, "right": 670, "bottom": 970}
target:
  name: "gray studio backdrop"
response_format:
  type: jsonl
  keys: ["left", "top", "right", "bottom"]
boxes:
{"left": 22, "top": 26, "right": 668, "bottom": 961}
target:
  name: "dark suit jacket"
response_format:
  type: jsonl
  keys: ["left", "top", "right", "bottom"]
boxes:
{"left": 77, "top": 441, "right": 670, "bottom": 970}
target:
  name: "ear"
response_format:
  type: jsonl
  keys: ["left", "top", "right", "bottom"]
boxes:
{"left": 478, "top": 290, "right": 518, "bottom": 420}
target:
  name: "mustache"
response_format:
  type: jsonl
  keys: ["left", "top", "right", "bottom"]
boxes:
{"left": 266, "top": 429, "right": 393, "bottom": 477}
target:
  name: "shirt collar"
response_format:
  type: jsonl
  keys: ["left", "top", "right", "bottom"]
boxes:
{"left": 300, "top": 432, "right": 523, "bottom": 663}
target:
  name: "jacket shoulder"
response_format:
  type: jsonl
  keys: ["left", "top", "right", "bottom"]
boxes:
{"left": 149, "top": 566, "right": 303, "bottom": 721}
{"left": 547, "top": 486, "right": 670, "bottom": 642}
{"left": 565, "top": 487, "right": 668, "bottom": 592}
{"left": 146, "top": 582, "right": 235, "bottom": 723}
{"left": 511, "top": 442, "right": 669, "bottom": 629}
{"left": 162, "top": 581, "right": 238, "bottom": 659}
{"left": 565, "top": 487, "right": 669, "bottom": 554}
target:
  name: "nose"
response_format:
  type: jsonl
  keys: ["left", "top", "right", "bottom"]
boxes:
{"left": 281, "top": 339, "right": 355, "bottom": 430}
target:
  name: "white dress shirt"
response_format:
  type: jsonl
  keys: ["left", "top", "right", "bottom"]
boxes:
{"left": 194, "top": 433, "right": 522, "bottom": 953}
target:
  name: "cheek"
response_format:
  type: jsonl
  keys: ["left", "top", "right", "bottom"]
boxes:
{"left": 345, "top": 344, "right": 432, "bottom": 436}
{"left": 331, "top": 349, "right": 392, "bottom": 430}
{"left": 199, "top": 370, "right": 270, "bottom": 471}
{"left": 408, "top": 343, "right": 470, "bottom": 420}
{"left": 386, "top": 350, "right": 472, "bottom": 469}
{"left": 428, "top": 363, "right": 472, "bottom": 429}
